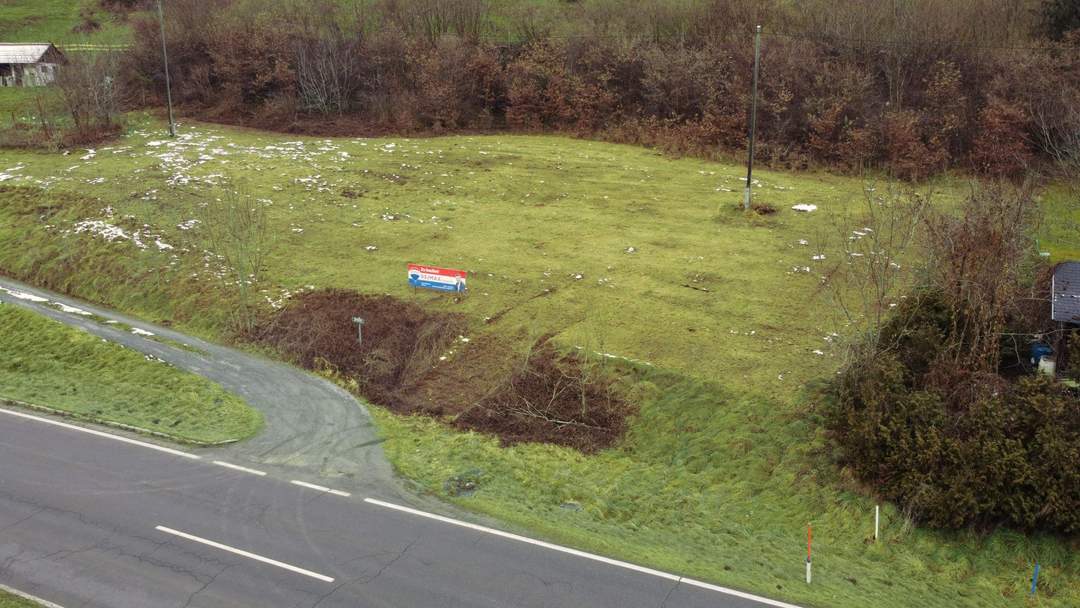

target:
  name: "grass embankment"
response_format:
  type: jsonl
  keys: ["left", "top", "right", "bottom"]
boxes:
{"left": 0, "top": 116, "right": 1076, "bottom": 607}
{"left": 0, "top": 304, "right": 261, "bottom": 444}
{"left": 0, "top": 590, "right": 39, "bottom": 608}
{"left": 0, "top": 0, "right": 133, "bottom": 46}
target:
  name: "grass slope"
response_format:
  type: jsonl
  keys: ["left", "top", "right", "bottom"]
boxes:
{"left": 0, "top": 303, "right": 261, "bottom": 443}
{"left": 0, "top": 116, "right": 1075, "bottom": 607}
{"left": 0, "top": 591, "right": 39, "bottom": 608}
{"left": 0, "top": 0, "right": 133, "bottom": 45}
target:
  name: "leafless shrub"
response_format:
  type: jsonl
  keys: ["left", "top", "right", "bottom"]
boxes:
{"left": 922, "top": 182, "right": 1039, "bottom": 374}
{"left": 296, "top": 29, "right": 365, "bottom": 114}
{"left": 380, "top": 0, "right": 490, "bottom": 45}
{"left": 821, "top": 182, "right": 930, "bottom": 352}
{"left": 455, "top": 336, "right": 631, "bottom": 452}
{"left": 56, "top": 51, "right": 122, "bottom": 134}
{"left": 194, "top": 191, "right": 272, "bottom": 331}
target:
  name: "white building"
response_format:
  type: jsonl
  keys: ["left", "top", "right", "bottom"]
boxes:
{"left": 0, "top": 43, "right": 65, "bottom": 87}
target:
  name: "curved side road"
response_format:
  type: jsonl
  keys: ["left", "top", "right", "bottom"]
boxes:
{"left": 0, "top": 276, "right": 806, "bottom": 608}
{"left": 0, "top": 277, "right": 396, "bottom": 498}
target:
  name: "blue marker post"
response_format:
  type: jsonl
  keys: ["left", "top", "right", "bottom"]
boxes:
{"left": 1030, "top": 563, "right": 1040, "bottom": 596}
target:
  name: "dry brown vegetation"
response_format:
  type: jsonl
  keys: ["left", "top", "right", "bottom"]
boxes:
{"left": 119, "top": 0, "right": 1080, "bottom": 178}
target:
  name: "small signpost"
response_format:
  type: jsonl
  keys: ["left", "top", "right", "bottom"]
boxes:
{"left": 351, "top": 317, "right": 364, "bottom": 346}
{"left": 408, "top": 263, "right": 467, "bottom": 293}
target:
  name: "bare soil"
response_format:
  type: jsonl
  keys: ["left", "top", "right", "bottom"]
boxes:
{"left": 245, "top": 289, "right": 633, "bottom": 452}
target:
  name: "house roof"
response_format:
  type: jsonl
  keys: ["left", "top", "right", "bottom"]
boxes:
{"left": 1052, "top": 261, "right": 1080, "bottom": 324}
{"left": 0, "top": 43, "right": 58, "bottom": 64}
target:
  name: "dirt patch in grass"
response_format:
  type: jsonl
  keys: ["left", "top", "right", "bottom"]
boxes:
{"left": 244, "top": 288, "right": 466, "bottom": 410}
{"left": 245, "top": 289, "right": 633, "bottom": 452}
{"left": 455, "top": 337, "right": 632, "bottom": 452}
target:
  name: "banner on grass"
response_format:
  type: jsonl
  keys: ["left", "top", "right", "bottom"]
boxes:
{"left": 408, "top": 263, "right": 467, "bottom": 293}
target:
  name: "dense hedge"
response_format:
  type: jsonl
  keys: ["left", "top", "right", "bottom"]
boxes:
{"left": 121, "top": 0, "right": 1080, "bottom": 179}
{"left": 826, "top": 294, "right": 1080, "bottom": 533}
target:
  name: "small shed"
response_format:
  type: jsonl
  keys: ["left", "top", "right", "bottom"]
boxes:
{"left": 1051, "top": 261, "right": 1080, "bottom": 324}
{"left": 0, "top": 43, "right": 65, "bottom": 87}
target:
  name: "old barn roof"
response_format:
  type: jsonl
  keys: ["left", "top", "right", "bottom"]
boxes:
{"left": 0, "top": 43, "right": 59, "bottom": 64}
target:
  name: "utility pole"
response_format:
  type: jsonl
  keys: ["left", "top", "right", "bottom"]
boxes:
{"left": 156, "top": 0, "right": 176, "bottom": 137}
{"left": 744, "top": 24, "right": 762, "bottom": 211}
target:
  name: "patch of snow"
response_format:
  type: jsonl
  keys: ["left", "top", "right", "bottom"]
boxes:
{"left": 1, "top": 287, "right": 48, "bottom": 302}
{"left": 130, "top": 327, "right": 155, "bottom": 336}
{"left": 73, "top": 220, "right": 129, "bottom": 242}
{"left": 55, "top": 303, "right": 92, "bottom": 316}
{"left": 177, "top": 219, "right": 200, "bottom": 231}
{"left": 791, "top": 204, "right": 818, "bottom": 212}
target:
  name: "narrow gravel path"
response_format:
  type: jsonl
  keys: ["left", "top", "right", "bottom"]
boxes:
{"left": 0, "top": 277, "right": 399, "bottom": 498}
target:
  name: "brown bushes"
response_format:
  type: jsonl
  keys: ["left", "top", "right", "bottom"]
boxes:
{"left": 120, "top": 0, "right": 1080, "bottom": 178}
{"left": 456, "top": 338, "right": 632, "bottom": 452}
{"left": 826, "top": 185, "right": 1080, "bottom": 532}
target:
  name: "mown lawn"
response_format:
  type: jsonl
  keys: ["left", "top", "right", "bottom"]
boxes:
{"left": 0, "top": 303, "right": 261, "bottom": 444}
{"left": 0, "top": 115, "right": 1075, "bottom": 607}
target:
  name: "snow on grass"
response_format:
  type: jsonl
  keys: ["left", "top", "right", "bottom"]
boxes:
{"left": 72, "top": 219, "right": 129, "bottom": 242}
{"left": 53, "top": 302, "right": 93, "bottom": 316}
{"left": 0, "top": 286, "right": 48, "bottom": 302}
{"left": 791, "top": 204, "right": 818, "bottom": 212}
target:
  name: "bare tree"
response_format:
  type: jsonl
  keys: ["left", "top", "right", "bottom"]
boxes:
{"left": 922, "top": 182, "right": 1039, "bottom": 373}
{"left": 55, "top": 51, "right": 121, "bottom": 135}
{"left": 381, "top": 0, "right": 490, "bottom": 45}
{"left": 821, "top": 181, "right": 930, "bottom": 351}
{"left": 295, "top": 21, "right": 366, "bottom": 115}
{"left": 195, "top": 191, "right": 272, "bottom": 331}
{"left": 1037, "top": 89, "right": 1080, "bottom": 200}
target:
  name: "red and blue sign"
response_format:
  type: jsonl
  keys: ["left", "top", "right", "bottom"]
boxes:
{"left": 408, "top": 263, "right": 467, "bottom": 293}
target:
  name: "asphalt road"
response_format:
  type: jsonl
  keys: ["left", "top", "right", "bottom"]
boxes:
{"left": 0, "top": 278, "right": 801, "bottom": 608}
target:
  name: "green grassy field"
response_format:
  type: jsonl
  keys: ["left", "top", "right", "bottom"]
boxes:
{"left": 0, "top": 0, "right": 133, "bottom": 46}
{"left": 0, "top": 590, "right": 39, "bottom": 608}
{"left": 0, "top": 303, "right": 261, "bottom": 444}
{"left": 0, "top": 115, "right": 1076, "bottom": 607}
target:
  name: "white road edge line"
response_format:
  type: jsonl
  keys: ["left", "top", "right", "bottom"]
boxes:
{"left": 363, "top": 498, "right": 804, "bottom": 608}
{"left": 212, "top": 460, "right": 267, "bottom": 476}
{"left": 290, "top": 480, "right": 351, "bottom": 497}
{"left": 155, "top": 525, "right": 334, "bottom": 583}
{"left": 0, "top": 582, "right": 67, "bottom": 608}
{"left": 0, "top": 407, "right": 199, "bottom": 460}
